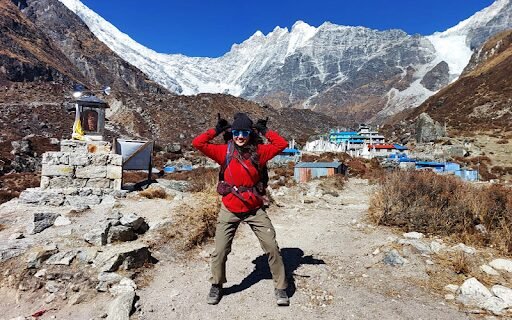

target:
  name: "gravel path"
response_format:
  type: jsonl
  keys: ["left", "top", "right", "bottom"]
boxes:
{"left": 133, "top": 179, "right": 471, "bottom": 320}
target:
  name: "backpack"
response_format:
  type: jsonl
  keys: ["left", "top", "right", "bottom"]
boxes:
{"left": 218, "top": 140, "right": 269, "bottom": 194}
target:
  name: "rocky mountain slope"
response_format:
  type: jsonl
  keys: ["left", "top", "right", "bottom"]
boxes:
{"left": 60, "top": 0, "right": 512, "bottom": 125}
{"left": 403, "top": 29, "right": 512, "bottom": 133}
{"left": 0, "top": 0, "right": 86, "bottom": 85}
{"left": 12, "top": 0, "right": 166, "bottom": 94}
{"left": 0, "top": 0, "right": 338, "bottom": 176}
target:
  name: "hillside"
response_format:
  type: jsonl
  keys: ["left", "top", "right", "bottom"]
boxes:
{"left": 407, "top": 29, "right": 512, "bottom": 133}
{"left": 0, "top": 0, "right": 86, "bottom": 85}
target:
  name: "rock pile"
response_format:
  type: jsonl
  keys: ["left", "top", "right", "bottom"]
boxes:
{"left": 84, "top": 211, "right": 150, "bottom": 247}
{"left": 385, "top": 231, "right": 512, "bottom": 315}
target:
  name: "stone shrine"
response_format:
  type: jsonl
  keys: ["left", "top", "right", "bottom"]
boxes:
{"left": 19, "top": 140, "right": 125, "bottom": 207}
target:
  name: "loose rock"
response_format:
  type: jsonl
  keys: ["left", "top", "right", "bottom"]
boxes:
{"left": 26, "top": 244, "right": 59, "bottom": 268}
{"left": 480, "top": 264, "right": 500, "bottom": 276}
{"left": 45, "top": 250, "right": 78, "bottom": 266}
{"left": 31, "top": 212, "right": 60, "bottom": 234}
{"left": 403, "top": 232, "right": 424, "bottom": 239}
{"left": 94, "top": 243, "right": 152, "bottom": 272}
{"left": 489, "top": 259, "right": 512, "bottom": 273}
{"left": 383, "top": 249, "right": 407, "bottom": 266}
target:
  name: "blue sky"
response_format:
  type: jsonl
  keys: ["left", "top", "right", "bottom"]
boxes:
{"left": 81, "top": 0, "right": 494, "bottom": 58}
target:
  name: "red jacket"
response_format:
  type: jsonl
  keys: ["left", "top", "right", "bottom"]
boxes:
{"left": 192, "top": 129, "right": 288, "bottom": 213}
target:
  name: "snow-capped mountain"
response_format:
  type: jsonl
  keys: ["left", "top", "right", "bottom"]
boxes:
{"left": 58, "top": 0, "right": 512, "bottom": 125}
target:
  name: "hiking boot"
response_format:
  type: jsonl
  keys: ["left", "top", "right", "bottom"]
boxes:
{"left": 207, "top": 284, "right": 222, "bottom": 305}
{"left": 275, "top": 288, "right": 289, "bottom": 306}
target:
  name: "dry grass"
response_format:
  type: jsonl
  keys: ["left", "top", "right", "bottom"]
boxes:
{"left": 451, "top": 252, "right": 472, "bottom": 275}
{"left": 347, "top": 157, "right": 385, "bottom": 182}
{"left": 139, "top": 186, "right": 168, "bottom": 199}
{"left": 318, "top": 174, "right": 347, "bottom": 196}
{"left": 301, "top": 152, "right": 351, "bottom": 163}
{"left": 0, "top": 172, "right": 40, "bottom": 204}
{"left": 154, "top": 189, "right": 221, "bottom": 252}
{"left": 158, "top": 167, "right": 219, "bottom": 193}
{"left": 269, "top": 162, "right": 296, "bottom": 189}
{"left": 369, "top": 170, "right": 512, "bottom": 255}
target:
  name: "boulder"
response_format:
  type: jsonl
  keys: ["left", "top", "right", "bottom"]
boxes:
{"left": 77, "top": 247, "right": 98, "bottom": 264}
{"left": 480, "top": 264, "right": 500, "bottom": 276}
{"left": 120, "top": 213, "right": 149, "bottom": 234}
{"left": 403, "top": 232, "right": 424, "bottom": 239}
{"left": 45, "top": 280, "right": 62, "bottom": 293}
{"left": 457, "top": 277, "right": 493, "bottom": 309}
{"left": 415, "top": 113, "right": 445, "bottom": 143}
{"left": 398, "top": 239, "right": 432, "bottom": 255}
{"left": 106, "top": 290, "right": 135, "bottom": 320}
{"left": 420, "top": 61, "right": 450, "bottom": 91}
{"left": 84, "top": 222, "right": 112, "bottom": 246}
{"left": 492, "top": 285, "right": 512, "bottom": 307}
{"left": 54, "top": 216, "right": 71, "bottom": 226}
{"left": 451, "top": 243, "right": 476, "bottom": 255}
{"left": 107, "top": 226, "right": 138, "bottom": 243}
{"left": 94, "top": 242, "right": 151, "bottom": 272}
{"left": 96, "top": 272, "right": 123, "bottom": 292}
{"left": 119, "top": 213, "right": 143, "bottom": 230}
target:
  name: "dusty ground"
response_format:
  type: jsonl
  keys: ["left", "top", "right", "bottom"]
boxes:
{"left": 0, "top": 179, "right": 479, "bottom": 319}
{"left": 133, "top": 179, "right": 472, "bottom": 320}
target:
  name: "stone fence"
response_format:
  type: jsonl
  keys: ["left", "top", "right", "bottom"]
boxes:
{"left": 20, "top": 140, "right": 126, "bottom": 207}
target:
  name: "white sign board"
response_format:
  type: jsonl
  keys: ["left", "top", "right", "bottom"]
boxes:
{"left": 115, "top": 139, "right": 153, "bottom": 171}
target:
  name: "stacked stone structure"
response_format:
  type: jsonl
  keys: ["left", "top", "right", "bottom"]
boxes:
{"left": 20, "top": 140, "right": 125, "bottom": 207}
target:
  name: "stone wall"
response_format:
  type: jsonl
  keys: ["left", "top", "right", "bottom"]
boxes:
{"left": 20, "top": 140, "right": 125, "bottom": 207}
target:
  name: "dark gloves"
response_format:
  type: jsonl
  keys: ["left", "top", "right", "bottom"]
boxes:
{"left": 215, "top": 113, "right": 231, "bottom": 136}
{"left": 254, "top": 117, "right": 268, "bottom": 135}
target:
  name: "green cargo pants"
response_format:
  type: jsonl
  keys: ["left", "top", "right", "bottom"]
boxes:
{"left": 210, "top": 204, "right": 288, "bottom": 290}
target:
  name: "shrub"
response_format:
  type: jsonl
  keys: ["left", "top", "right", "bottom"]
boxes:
{"left": 496, "top": 139, "right": 509, "bottom": 144}
{"left": 369, "top": 171, "right": 512, "bottom": 254}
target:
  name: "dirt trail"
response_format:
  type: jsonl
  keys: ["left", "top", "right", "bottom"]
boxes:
{"left": 133, "top": 179, "right": 470, "bottom": 320}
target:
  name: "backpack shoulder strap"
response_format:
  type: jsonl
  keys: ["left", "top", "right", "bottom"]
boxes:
{"left": 219, "top": 141, "right": 235, "bottom": 181}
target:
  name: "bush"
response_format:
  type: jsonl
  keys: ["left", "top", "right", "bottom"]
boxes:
{"left": 369, "top": 171, "right": 512, "bottom": 254}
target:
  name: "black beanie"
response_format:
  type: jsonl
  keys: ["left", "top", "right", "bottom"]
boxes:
{"left": 231, "top": 113, "right": 253, "bottom": 131}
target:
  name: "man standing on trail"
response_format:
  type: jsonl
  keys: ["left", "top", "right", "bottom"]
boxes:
{"left": 192, "top": 112, "right": 289, "bottom": 306}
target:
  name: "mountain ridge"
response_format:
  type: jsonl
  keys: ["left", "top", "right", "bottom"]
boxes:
{"left": 58, "top": 0, "right": 512, "bottom": 125}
